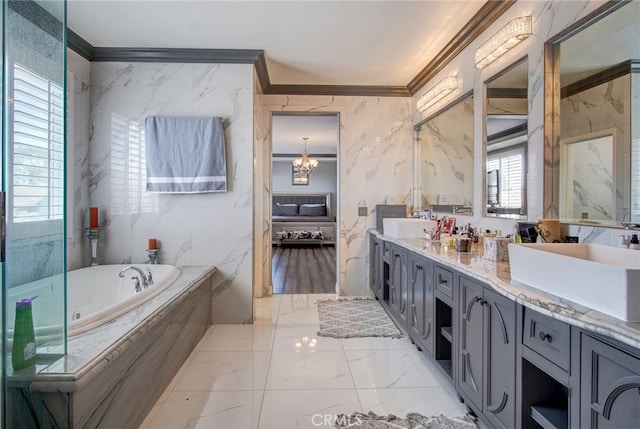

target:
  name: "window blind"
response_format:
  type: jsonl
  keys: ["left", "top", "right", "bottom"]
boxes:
{"left": 487, "top": 145, "right": 524, "bottom": 209}
{"left": 12, "top": 63, "right": 64, "bottom": 222}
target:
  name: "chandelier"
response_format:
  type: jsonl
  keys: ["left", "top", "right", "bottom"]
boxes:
{"left": 292, "top": 137, "right": 318, "bottom": 174}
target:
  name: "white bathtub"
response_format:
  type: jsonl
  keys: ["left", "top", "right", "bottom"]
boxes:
{"left": 66, "top": 264, "right": 180, "bottom": 336}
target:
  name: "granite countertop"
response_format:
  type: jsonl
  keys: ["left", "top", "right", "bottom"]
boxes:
{"left": 371, "top": 230, "right": 640, "bottom": 350}
{"left": 30, "top": 266, "right": 216, "bottom": 391}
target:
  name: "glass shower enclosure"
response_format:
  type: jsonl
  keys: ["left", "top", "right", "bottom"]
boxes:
{"left": 2, "top": 1, "right": 67, "bottom": 426}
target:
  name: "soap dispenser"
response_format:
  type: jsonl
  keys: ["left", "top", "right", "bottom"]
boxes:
{"left": 12, "top": 296, "right": 37, "bottom": 370}
{"left": 630, "top": 234, "right": 640, "bottom": 250}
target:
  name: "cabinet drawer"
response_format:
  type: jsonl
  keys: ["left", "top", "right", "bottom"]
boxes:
{"left": 523, "top": 308, "right": 571, "bottom": 371}
{"left": 434, "top": 265, "right": 454, "bottom": 298}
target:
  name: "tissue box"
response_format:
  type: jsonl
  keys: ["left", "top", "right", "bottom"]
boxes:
{"left": 483, "top": 237, "right": 510, "bottom": 262}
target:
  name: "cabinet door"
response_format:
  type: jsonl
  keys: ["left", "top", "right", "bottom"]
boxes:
{"left": 483, "top": 289, "right": 516, "bottom": 429}
{"left": 396, "top": 247, "right": 408, "bottom": 327}
{"left": 389, "top": 246, "right": 407, "bottom": 326}
{"left": 369, "top": 236, "right": 383, "bottom": 298}
{"left": 408, "top": 255, "right": 434, "bottom": 355}
{"left": 581, "top": 334, "right": 640, "bottom": 428}
{"left": 457, "top": 276, "right": 484, "bottom": 410}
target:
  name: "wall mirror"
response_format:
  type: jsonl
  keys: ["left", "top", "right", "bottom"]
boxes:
{"left": 484, "top": 57, "right": 528, "bottom": 219}
{"left": 415, "top": 92, "right": 474, "bottom": 213}
{"left": 547, "top": 1, "right": 639, "bottom": 225}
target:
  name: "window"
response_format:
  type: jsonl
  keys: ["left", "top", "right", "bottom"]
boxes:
{"left": 487, "top": 145, "right": 524, "bottom": 210}
{"left": 11, "top": 63, "right": 64, "bottom": 222}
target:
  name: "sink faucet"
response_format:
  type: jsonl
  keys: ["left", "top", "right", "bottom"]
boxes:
{"left": 118, "top": 266, "right": 150, "bottom": 288}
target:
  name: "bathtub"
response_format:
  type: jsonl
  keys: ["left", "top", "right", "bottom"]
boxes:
{"left": 67, "top": 264, "right": 180, "bottom": 336}
{"left": 5, "top": 264, "right": 180, "bottom": 352}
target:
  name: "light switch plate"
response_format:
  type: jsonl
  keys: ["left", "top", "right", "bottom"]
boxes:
{"left": 358, "top": 206, "right": 368, "bottom": 216}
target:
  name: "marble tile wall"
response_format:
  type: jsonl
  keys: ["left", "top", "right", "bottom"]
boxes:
{"left": 261, "top": 96, "right": 413, "bottom": 297}
{"left": 88, "top": 62, "right": 254, "bottom": 323}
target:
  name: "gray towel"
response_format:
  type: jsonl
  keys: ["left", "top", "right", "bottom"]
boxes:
{"left": 145, "top": 116, "right": 227, "bottom": 193}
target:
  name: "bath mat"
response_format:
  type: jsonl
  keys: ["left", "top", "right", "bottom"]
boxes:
{"left": 333, "top": 411, "right": 478, "bottom": 429}
{"left": 316, "top": 298, "right": 402, "bottom": 338}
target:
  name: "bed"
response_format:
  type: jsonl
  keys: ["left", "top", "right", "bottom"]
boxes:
{"left": 272, "top": 192, "right": 336, "bottom": 246}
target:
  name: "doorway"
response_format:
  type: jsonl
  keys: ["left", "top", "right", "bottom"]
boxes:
{"left": 270, "top": 113, "right": 339, "bottom": 294}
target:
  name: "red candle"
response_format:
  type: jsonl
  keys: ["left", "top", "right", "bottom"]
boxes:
{"left": 89, "top": 207, "right": 99, "bottom": 228}
{"left": 148, "top": 238, "right": 158, "bottom": 250}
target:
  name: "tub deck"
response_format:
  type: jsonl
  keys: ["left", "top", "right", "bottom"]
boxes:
{"left": 19, "top": 265, "right": 216, "bottom": 428}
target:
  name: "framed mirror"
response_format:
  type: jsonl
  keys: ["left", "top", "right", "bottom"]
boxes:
{"left": 546, "top": 1, "right": 639, "bottom": 225}
{"left": 415, "top": 92, "right": 474, "bottom": 214}
{"left": 484, "top": 57, "right": 528, "bottom": 219}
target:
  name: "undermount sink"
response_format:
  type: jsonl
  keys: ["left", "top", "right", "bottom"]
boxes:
{"left": 382, "top": 218, "right": 438, "bottom": 238}
{"left": 508, "top": 243, "right": 640, "bottom": 321}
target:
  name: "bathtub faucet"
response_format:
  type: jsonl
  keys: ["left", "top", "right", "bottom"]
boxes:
{"left": 118, "top": 266, "right": 150, "bottom": 289}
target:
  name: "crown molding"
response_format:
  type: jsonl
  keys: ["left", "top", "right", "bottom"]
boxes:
{"left": 66, "top": 0, "right": 514, "bottom": 98}
{"left": 561, "top": 60, "right": 640, "bottom": 99}
{"left": 263, "top": 84, "right": 410, "bottom": 97}
{"left": 407, "top": 0, "right": 516, "bottom": 95}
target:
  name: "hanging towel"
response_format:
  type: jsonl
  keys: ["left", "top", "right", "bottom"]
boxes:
{"left": 145, "top": 116, "right": 227, "bottom": 193}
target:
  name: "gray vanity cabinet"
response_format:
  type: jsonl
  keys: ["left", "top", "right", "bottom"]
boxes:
{"left": 458, "top": 275, "right": 516, "bottom": 429}
{"left": 580, "top": 333, "right": 640, "bottom": 428}
{"left": 369, "top": 235, "right": 383, "bottom": 298}
{"left": 388, "top": 244, "right": 408, "bottom": 328}
{"left": 407, "top": 253, "right": 435, "bottom": 356}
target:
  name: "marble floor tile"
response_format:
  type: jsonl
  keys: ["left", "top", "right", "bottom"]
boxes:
{"left": 258, "top": 389, "right": 362, "bottom": 429}
{"left": 272, "top": 326, "right": 343, "bottom": 352}
{"left": 253, "top": 303, "right": 280, "bottom": 326}
{"left": 266, "top": 350, "right": 354, "bottom": 390}
{"left": 173, "top": 351, "right": 271, "bottom": 391}
{"left": 341, "top": 336, "right": 415, "bottom": 351}
{"left": 145, "top": 390, "right": 263, "bottom": 429}
{"left": 356, "top": 386, "right": 467, "bottom": 417}
{"left": 199, "top": 324, "right": 276, "bottom": 352}
{"left": 345, "top": 349, "right": 451, "bottom": 389}
{"left": 142, "top": 294, "right": 469, "bottom": 427}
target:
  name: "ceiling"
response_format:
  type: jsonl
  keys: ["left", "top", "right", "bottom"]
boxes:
{"left": 272, "top": 114, "right": 339, "bottom": 155}
{"left": 67, "top": 0, "right": 487, "bottom": 87}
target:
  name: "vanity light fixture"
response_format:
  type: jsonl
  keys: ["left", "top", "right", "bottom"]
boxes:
{"left": 475, "top": 16, "right": 532, "bottom": 69}
{"left": 416, "top": 75, "right": 459, "bottom": 113}
{"left": 292, "top": 137, "right": 318, "bottom": 174}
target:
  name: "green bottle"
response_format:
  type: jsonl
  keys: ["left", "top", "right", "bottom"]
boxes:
{"left": 12, "top": 296, "right": 37, "bottom": 371}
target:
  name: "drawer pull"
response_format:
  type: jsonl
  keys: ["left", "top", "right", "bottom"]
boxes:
{"left": 538, "top": 331, "right": 552, "bottom": 342}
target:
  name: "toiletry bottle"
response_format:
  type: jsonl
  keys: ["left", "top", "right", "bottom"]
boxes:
{"left": 618, "top": 235, "right": 630, "bottom": 248}
{"left": 12, "top": 296, "right": 37, "bottom": 371}
{"left": 631, "top": 234, "right": 640, "bottom": 250}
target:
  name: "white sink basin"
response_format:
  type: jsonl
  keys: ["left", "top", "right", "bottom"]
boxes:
{"left": 508, "top": 243, "right": 640, "bottom": 321}
{"left": 382, "top": 218, "right": 438, "bottom": 238}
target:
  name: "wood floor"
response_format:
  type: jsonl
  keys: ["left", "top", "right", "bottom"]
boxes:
{"left": 272, "top": 245, "right": 336, "bottom": 294}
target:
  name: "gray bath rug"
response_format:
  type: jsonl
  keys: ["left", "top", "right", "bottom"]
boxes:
{"left": 334, "top": 411, "right": 478, "bottom": 429}
{"left": 316, "top": 298, "right": 403, "bottom": 338}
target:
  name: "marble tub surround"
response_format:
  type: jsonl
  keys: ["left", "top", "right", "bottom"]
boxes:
{"left": 370, "top": 230, "right": 640, "bottom": 350}
{"left": 26, "top": 266, "right": 215, "bottom": 428}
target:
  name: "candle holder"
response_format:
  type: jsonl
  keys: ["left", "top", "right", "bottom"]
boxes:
{"left": 146, "top": 249, "right": 159, "bottom": 264}
{"left": 86, "top": 227, "right": 101, "bottom": 266}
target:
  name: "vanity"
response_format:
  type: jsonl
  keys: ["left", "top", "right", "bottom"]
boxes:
{"left": 369, "top": 230, "right": 640, "bottom": 429}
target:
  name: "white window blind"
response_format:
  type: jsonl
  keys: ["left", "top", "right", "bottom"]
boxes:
{"left": 487, "top": 145, "right": 524, "bottom": 209}
{"left": 12, "top": 64, "right": 64, "bottom": 222}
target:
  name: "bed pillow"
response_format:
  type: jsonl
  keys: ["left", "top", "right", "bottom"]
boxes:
{"left": 273, "top": 203, "right": 298, "bottom": 216}
{"left": 299, "top": 204, "right": 326, "bottom": 216}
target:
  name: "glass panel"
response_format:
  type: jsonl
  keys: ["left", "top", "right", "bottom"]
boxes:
{"left": 3, "top": 0, "right": 66, "bottom": 426}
